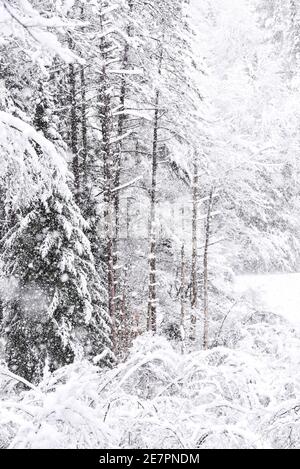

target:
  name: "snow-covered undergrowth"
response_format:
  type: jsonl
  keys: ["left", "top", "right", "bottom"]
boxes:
{"left": 1, "top": 303, "right": 300, "bottom": 449}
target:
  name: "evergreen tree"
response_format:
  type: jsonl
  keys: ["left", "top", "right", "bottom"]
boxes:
{"left": 1, "top": 186, "right": 111, "bottom": 383}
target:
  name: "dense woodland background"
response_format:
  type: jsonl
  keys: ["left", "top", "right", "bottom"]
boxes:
{"left": 0, "top": 0, "right": 300, "bottom": 449}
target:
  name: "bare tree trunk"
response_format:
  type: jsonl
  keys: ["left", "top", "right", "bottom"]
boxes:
{"left": 203, "top": 188, "right": 214, "bottom": 350}
{"left": 113, "top": 1, "right": 134, "bottom": 342}
{"left": 69, "top": 61, "right": 80, "bottom": 201}
{"left": 114, "top": 63, "right": 128, "bottom": 242}
{"left": 119, "top": 265, "right": 130, "bottom": 353}
{"left": 290, "top": 0, "right": 297, "bottom": 24}
{"left": 180, "top": 206, "right": 186, "bottom": 354}
{"left": 114, "top": 0, "right": 133, "bottom": 239}
{"left": 147, "top": 88, "right": 160, "bottom": 333}
{"left": 126, "top": 196, "right": 130, "bottom": 240}
{"left": 80, "top": 66, "right": 87, "bottom": 191}
{"left": 101, "top": 93, "right": 116, "bottom": 352}
{"left": 99, "top": 13, "right": 117, "bottom": 353}
{"left": 147, "top": 44, "right": 163, "bottom": 333}
{"left": 80, "top": 7, "right": 88, "bottom": 197}
{"left": 190, "top": 154, "right": 199, "bottom": 341}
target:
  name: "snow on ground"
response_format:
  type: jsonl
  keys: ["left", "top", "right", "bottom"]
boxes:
{"left": 235, "top": 273, "right": 300, "bottom": 329}
{"left": 1, "top": 274, "right": 300, "bottom": 449}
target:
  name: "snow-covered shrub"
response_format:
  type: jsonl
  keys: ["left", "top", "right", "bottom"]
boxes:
{"left": 0, "top": 362, "right": 114, "bottom": 449}
{"left": 1, "top": 324, "right": 298, "bottom": 449}
{"left": 264, "top": 402, "right": 300, "bottom": 449}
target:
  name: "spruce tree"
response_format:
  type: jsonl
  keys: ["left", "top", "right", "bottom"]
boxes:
{"left": 0, "top": 50, "right": 112, "bottom": 383}
{"left": 1, "top": 185, "right": 112, "bottom": 383}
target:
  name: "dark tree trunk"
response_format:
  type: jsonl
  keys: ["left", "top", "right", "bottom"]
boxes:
{"left": 203, "top": 188, "right": 214, "bottom": 350}
{"left": 147, "top": 40, "right": 163, "bottom": 333}
{"left": 147, "top": 88, "right": 160, "bottom": 333}
{"left": 69, "top": 62, "right": 80, "bottom": 201}
{"left": 190, "top": 155, "right": 199, "bottom": 341}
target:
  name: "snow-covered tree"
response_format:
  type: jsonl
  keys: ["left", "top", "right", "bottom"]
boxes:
{"left": 1, "top": 184, "right": 111, "bottom": 383}
{"left": 0, "top": 0, "right": 112, "bottom": 381}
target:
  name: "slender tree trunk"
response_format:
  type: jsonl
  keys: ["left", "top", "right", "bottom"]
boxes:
{"left": 80, "top": 7, "right": 88, "bottom": 197}
{"left": 290, "top": 0, "right": 296, "bottom": 24}
{"left": 115, "top": 0, "right": 134, "bottom": 235}
{"left": 113, "top": 49, "right": 129, "bottom": 332}
{"left": 101, "top": 96, "right": 116, "bottom": 352}
{"left": 147, "top": 88, "right": 160, "bottom": 332}
{"left": 120, "top": 266, "right": 129, "bottom": 352}
{"left": 68, "top": 33, "right": 79, "bottom": 200}
{"left": 102, "top": 115, "right": 116, "bottom": 353}
{"left": 180, "top": 206, "right": 186, "bottom": 354}
{"left": 69, "top": 61, "right": 80, "bottom": 201}
{"left": 99, "top": 13, "right": 117, "bottom": 353}
{"left": 113, "top": 1, "right": 134, "bottom": 339}
{"left": 147, "top": 44, "right": 163, "bottom": 332}
{"left": 203, "top": 188, "right": 214, "bottom": 350}
{"left": 80, "top": 66, "right": 88, "bottom": 193}
{"left": 190, "top": 155, "right": 199, "bottom": 341}
{"left": 126, "top": 197, "right": 130, "bottom": 240}
{"left": 114, "top": 11, "right": 132, "bottom": 239}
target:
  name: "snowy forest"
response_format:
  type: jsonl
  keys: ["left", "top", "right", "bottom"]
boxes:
{"left": 0, "top": 0, "right": 300, "bottom": 450}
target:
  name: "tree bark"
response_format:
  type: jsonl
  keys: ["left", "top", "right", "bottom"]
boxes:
{"left": 80, "top": 6, "right": 88, "bottom": 197}
{"left": 113, "top": 0, "right": 134, "bottom": 338}
{"left": 99, "top": 12, "right": 116, "bottom": 353}
{"left": 190, "top": 154, "right": 199, "bottom": 341}
{"left": 114, "top": 0, "right": 133, "bottom": 239}
{"left": 147, "top": 88, "right": 160, "bottom": 333}
{"left": 147, "top": 43, "right": 163, "bottom": 333}
{"left": 69, "top": 61, "right": 80, "bottom": 201}
{"left": 203, "top": 188, "right": 214, "bottom": 350}
{"left": 180, "top": 206, "right": 186, "bottom": 354}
